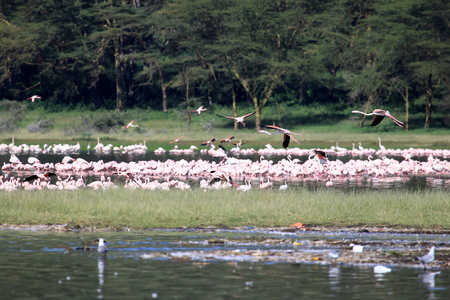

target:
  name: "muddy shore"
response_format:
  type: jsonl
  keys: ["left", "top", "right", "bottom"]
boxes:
{"left": 2, "top": 223, "right": 449, "bottom": 269}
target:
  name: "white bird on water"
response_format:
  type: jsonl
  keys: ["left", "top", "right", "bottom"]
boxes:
{"left": 417, "top": 246, "right": 435, "bottom": 269}
{"left": 329, "top": 249, "right": 340, "bottom": 264}
{"left": 97, "top": 238, "right": 108, "bottom": 253}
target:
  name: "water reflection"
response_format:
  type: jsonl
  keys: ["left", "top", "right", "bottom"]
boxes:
{"left": 97, "top": 257, "right": 106, "bottom": 298}
{"left": 0, "top": 230, "right": 448, "bottom": 300}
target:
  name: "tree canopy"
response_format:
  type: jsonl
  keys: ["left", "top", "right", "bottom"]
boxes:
{"left": 0, "top": 0, "right": 449, "bottom": 129}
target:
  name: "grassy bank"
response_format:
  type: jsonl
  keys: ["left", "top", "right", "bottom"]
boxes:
{"left": 1, "top": 106, "right": 449, "bottom": 150}
{"left": 1, "top": 189, "right": 448, "bottom": 229}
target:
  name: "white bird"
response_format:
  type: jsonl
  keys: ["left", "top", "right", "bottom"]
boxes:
{"left": 123, "top": 120, "right": 139, "bottom": 128}
{"left": 97, "top": 238, "right": 108, "bottom": 253}
{"left": 350, "top": 243, "right": 364, "bottom": 253}
{"left": 417, "top": 246, "right": 435, "bottom": 269}
{"left": 27, "top": 95, "right": 41, "bottom": 102}
{"left": 329, "top": 249, "right": 341, "bottom": 263}
{"left": 192, "top": 105, "right": 207, "bottom": 115}
{"left": 10, "top": 154, "right": 21, "bottom": 164}
{"left": 279, "top": 181, "right": 288, "bottom": 191}
{"left": 28, "top": 157, "right": 40, "bottom": 164}
{"left": 216, "top": 112, "right": 256, "bottom": 127}
{"left": 374, "top": 265, "right": 391, "bottom": 273}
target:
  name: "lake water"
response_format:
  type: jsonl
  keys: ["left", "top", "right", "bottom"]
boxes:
{"left": 0, "top": 230, "right": 448, "bottom": 299}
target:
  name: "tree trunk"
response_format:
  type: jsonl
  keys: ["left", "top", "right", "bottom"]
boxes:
{"left": 424, "top": 74, "right": 433, "bottom": 129}
{"left": 114, "top": 39, "right": 124, "bottom": 111}
{"left": 360, "top": 94, "right": 373, "bottom": 128}
{"left": 232, "top": 87, "right": 238, "bottom": 131}
{"left": 404, "top": 87, "right": 409, "bottom": 131}
{"left": 207, "top": 75, "right": 213, "bottom": 107}
{"left": 158, "top": 65, "right": 168, "bottom": 113}
{"left": 184, "top": 73, "right": 191, "bottom": 130}
{"left": 253, "top": 97, "right": 261, "bottom": 131}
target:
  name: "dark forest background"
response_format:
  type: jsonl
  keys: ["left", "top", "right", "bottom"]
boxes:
{"left": 1, "top": 0, "right": 449, "bottom": 130}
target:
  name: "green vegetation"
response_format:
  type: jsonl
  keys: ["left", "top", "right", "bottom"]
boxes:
{"left": 0, "top": 189, "right": 448, "bottom": 229}
{"left": 1, "top": 107, "right": 449, "bottom": 150}
{"left": 0, "top": 0, "right": 449, "bottom": 131}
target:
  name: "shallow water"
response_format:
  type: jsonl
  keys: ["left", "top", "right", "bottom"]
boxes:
{"left": 0, "top": 230, "right": 448, "bottom": 299}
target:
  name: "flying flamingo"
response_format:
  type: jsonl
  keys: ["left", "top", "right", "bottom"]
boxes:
{"left": 352, "top": 109, "right": 404, "bottom": 127}
{"left": 215, "top": 112, "right": 256, "bottom": 127}
{"left": 220, "top": 136, "right": 235, "bottom": 143}
{"left": 123, "top": 120, "right": 139, "bottom": 129}
{"left": 258, "top": 125, "right": 301, "bottom": 148}
{"left": 27, "top": 95, "right": 41, "bottom": 102}
{"left": 23, "top": 172, "right": 56, "bottom": 183}
{"left": 170, "top": 136, "right": 184, "bottom": 144}
{"left": 201, "top": 138, "right": 216, "bottom": 147}
{"left": 208, "top": 171, "right": 240, "bottom": 189}
{"left": 192, "top": 106, "right": 207, "bottom": 115}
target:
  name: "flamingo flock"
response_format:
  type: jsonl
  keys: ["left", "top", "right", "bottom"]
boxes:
{"left": 1, "top": 144, "right": 449, "bottom": 192}
{"left": 1, "top": 107, "right": 449, "bottom": 192}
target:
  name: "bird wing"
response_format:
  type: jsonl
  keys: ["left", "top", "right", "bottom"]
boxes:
{"left": 370, "top": 115, "right": 385, "bottom": 127}
{"left": 24, "top": 175, "right": 39, "bottom": 182}
{"left": 314, "top": 150, "right": 328, "bottom": 159}
{"left": 242, "top": 112, "right": 256, "bottom": 118}
{"left": 216, "top": 114, "right": 234, "bottom": 120}
{"left": 265, "top": 125, "right": 282, "bottom": 131}
{"left": 282, "top": 134, "right": 291, "bottom": 149}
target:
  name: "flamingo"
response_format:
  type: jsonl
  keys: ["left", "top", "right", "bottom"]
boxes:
{"left": 378, "top": 137, "right": 386, "bottom": 151}
{"left": 170, "top": 136, "right": 184, "bottom": 144}
{"left": 258, "top": 125, "right": 301, "bottom": 148}
{"left": 279, "top": 181, "right": 288, "bottom": 191}
{"left": 23, "top": 172, "right": 56, "bottom": 183}
{"left": 208, "top": 172, "right": 240, "bottom": 189}
{"left": 352, "top": 109, "right": 404, "bottom": 127}
{"left": 123, "top": 120, "right": 139, "bottom": 128}
{"left": 192, "top": 105, "right": 207, "bottom": 115}
{"left": 113, "top": 172, "right": 142, "bottom": 187}
{"left": 220, "top": 136, "right": 235, "bottom": 143}
{"left": 27, "top": 157, "right": 40, "bottom": 164}
{"left": 215, "top": 112, "right": 256, "bottom": 127}
{"left": 201, "top": 138, "right": 215, "bottom": 147}
{"left": 9, "top": 154, "right": 21, "bottom": 165}
{"left": 27, "top": 95, "right": 41, "bottom": 102}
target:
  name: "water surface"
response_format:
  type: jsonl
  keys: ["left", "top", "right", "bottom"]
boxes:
{"left": 0, "top": 230, "right": 448, "bottom": 299}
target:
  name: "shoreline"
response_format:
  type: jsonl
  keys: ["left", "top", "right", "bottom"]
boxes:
{"left": 2, "top": 223, "right": 449, "bottom": 269}
{"left": 2, "top": 223, "right": 450, "bottom": 235}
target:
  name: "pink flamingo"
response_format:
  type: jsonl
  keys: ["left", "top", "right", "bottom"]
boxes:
{"left": 192, "top": 106, "right": 207, "bottom": 115}
{"left": 258, "top": 125, "right": 301, "bottom": 148}
{"left": 216, "top": 112, "right": 256, "bottom": 127}
{"left": 352, "top": 109, "right": 404, "bottom": 127}
{"left": 170, "top": 136, "right": 184, "bottom": 144}
{"left": 220, "top": 136, "right": 235, "bottom": 143}
{"left": 123, "top": 120, "right": 139, "bottom": 129}
{"left": 201, "top": 138, "right": 215, "bottom": 147}
{"left": 27, "top": 95, "right": 41, "bottom": 102}
{"left": 23, "top": 172, "right": 56, "bottom": 183}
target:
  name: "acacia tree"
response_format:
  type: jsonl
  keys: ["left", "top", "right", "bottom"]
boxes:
{"left": 88, "top": 0, "right": 149, "bottom": 110}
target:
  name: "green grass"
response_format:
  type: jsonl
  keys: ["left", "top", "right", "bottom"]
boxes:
{"left": 0, "top": 188, "right": 448, "bottom": 229}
